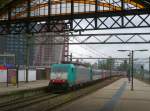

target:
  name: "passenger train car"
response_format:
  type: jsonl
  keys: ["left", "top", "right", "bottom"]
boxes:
{"left": 48, "top": 64, "right": 125, "bottom": 90}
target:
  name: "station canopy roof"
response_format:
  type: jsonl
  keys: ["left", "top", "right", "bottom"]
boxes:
{"left": 0, "top": 0, "right": 13, "bottom": 10}
{"left": 0, "top": 0, "right": 150, "bottom": 8}
{"left": 0, "top": 0, "right": 150, "bottom": 16}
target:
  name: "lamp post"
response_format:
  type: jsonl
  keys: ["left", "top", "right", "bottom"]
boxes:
{"left": 118, "top": 49, "right": 148, "bottom": 91}
{"left": 131, "top": 50, "right": 134, "bottom": 91}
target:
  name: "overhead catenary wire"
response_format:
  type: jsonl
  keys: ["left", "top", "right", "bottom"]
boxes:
{"left": 72, "top": 37, "right": 109, "bottom": 57}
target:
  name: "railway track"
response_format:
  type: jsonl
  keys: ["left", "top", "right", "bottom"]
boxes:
{"left": 0, "top": 86, "right": 48, "bottom": 104}
{"left": 0, "top": 77, "right": 121, "bottom": 111}
{"left": 0, "top": 93, "right": 50, "bottom": 107}
{"left": 0, "top": 93, "right": 60, "bottom": 111}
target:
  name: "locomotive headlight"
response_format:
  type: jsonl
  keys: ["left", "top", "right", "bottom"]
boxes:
{"left": 61, "top": 73, "right": 67, "bottom": 79}
{"left": 58, "top": 73, "right": 61, "bottom": 77}
{"left": 51, "top": 73, "right": 57, "bottom": 79}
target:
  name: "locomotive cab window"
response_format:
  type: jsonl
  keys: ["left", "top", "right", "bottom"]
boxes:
{"left": 72, "top": 68, "right": 74, "bottom": 72}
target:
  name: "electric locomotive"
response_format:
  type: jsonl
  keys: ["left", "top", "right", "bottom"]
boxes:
{"left": 49, "top": 64, "right": 92, "bottom": 90}
{"left": 48, "top": 63, "right": 126, "bottom": 91}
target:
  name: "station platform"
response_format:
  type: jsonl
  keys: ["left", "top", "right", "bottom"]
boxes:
{"left": 0, "top": 80, "right": 49, "bottom": 96}
{"left": 52, "top": 78, "right": 150, "bottom": 111}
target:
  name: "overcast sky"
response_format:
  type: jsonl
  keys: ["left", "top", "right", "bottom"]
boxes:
{"left": 69, "top": 27, "right": 150, "bottom": 70}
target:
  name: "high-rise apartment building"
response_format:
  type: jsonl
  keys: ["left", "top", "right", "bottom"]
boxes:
{"left": 0, "top": 24, "right": 68, "bottom": 66}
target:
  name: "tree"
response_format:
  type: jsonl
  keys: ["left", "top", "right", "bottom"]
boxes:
{"left": 98, "top": 58, "right": 114, "bottom": 70}
{"left": 117, "top": 60, "right": 129, "bottom": 71}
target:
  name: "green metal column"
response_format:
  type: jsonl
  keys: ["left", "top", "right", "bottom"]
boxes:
{"left": 25, "top": 35, "right": 30, "bottom": 83}
{"left": 25, "top": 0, "right": 31, "bottom": 83}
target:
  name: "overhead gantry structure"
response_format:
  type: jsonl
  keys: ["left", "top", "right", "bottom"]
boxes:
{"left": 0, "top": 0, "right": 149, "bottom": 32}
{"left": 0, "top": 0, "right": 150, "bottom": 44}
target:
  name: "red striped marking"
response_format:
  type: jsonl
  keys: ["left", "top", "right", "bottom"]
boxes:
{"left": 0, "top": 66, "right": 7, "bottom": 70}
{"left": 50, "top": 79, "right": 66, "bottom": 84}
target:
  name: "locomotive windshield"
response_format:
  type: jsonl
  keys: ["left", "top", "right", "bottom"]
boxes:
{"left": 52, "top": 67, "right": 67, "bottom": 73}
{"left": 51, "top": 66, "right": 68, "bottom": 79}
